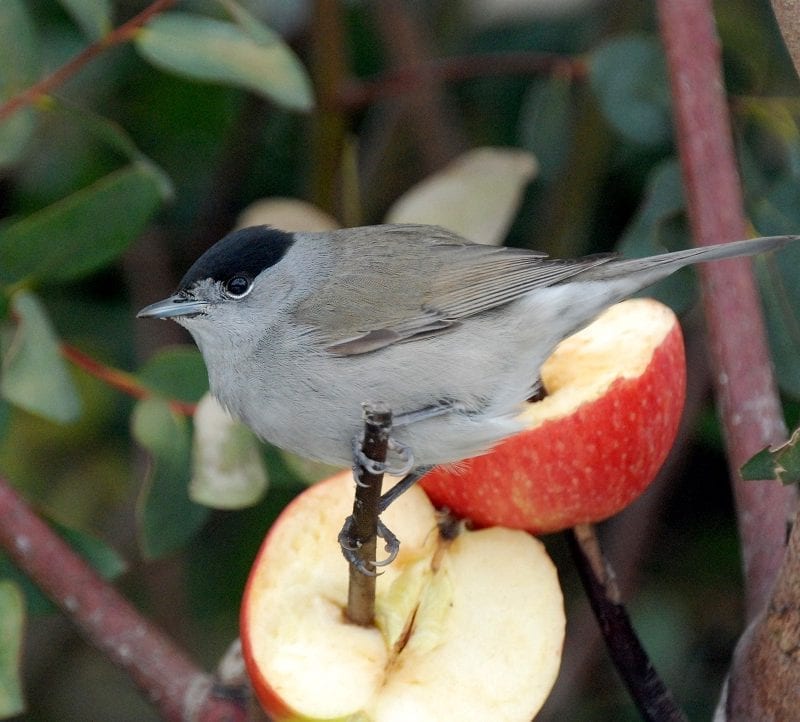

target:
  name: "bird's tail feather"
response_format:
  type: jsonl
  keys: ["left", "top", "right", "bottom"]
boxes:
{"left": 583, "top": 235, "right": 796, "bottom": 282}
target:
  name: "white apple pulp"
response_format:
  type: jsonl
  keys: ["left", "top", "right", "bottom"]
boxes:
{"left": 241, "top": 471, "right": 565, "bottom": 722}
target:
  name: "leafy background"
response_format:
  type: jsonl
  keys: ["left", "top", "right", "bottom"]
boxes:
{"left": 1, "top": 0, "right": 799, "bottom": 719}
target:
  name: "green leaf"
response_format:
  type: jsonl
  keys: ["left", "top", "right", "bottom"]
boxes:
{"left": 57, "top": 0, "right": 112, "bottom": 40}
{"left": 0, "top": 163, "right": 167, "bottom": 286}
{"left": 589, "top": 35, "right": 672, "bottom": 147}
{"left": 616, "top": 159, "right": 697, "bottom": 311}
{"left": 135, "top": 12, "right": 314, "bottom": 111}
{"left": 55, "top": 524, "right": 127, "bottom": 580}
{"left": 0, "top": 0, "right": 39, "bottom": 167}
{"left": 0, "top": 400, "right": 9, "bottom": 440}
{"left": 384, "top": 147, "right": 537, "bottom": 245}
{"left": 741, "top": 427, "right": 800, "bottom": 485}
{"left": 137, "top": 346, "right": 209, "bottom": 404}
{"left": 518, "top": 75, "right": 574, "bottom": 183}
{"left": 0, "top": 521, "right": 126, "bottom": 616}
{"left": 0, "top": 553, "right": 54, "bottom": 616}
{"left": 49, "top": 101, "right": 173, "bottom": 198}
{"left": 190, "top": 393, "right": 268, "bottom": 509}
{"left": 0, "top": 580, "right": 25, "bottom": 718}
{"left": 740, "top": 448, "right": 779, "bottom": 482}
{"left": 218, "top": 0, "right": 283, "bottom": 46}
{"left": 756, "top": 246, "right": 800, "bottom": 399}
{"left": 0, "top": 2, "right": 37, "bottom": 89}
{"left": 0, "top": 291, "right": 81, "bottom": 423}
{"left": 739, "top": 110, "right": 800, "bottom": 399}
{"left": 748, "top": 178, "right": 800, "bottom": 399}
{"left": 0, "top": 111, "right": 36, "bottom": 169}
{"left": 621, "top": 159, "right": 685, "bottom": 233}
{"left": 132, "top": 398, "right": 210, "bottom": 558}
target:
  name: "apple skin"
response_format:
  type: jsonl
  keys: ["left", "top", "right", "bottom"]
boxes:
{"left": 420, "top": 300, "right": 686, "bottom": 534}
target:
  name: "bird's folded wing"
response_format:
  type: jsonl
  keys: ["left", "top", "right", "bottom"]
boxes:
{"left": 295, "top": 225, "right": 614, "bottom": 356}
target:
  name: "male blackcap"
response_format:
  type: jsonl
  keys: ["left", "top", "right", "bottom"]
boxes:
{"left": 139, "top": 224, "right": 795, "bottom": 563}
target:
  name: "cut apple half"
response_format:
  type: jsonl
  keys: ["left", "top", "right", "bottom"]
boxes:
{"left": 421, "top": 297, "right": 686, "bottom": 533}
{"left": 241, "top": 471, "right": 565, "bottom": 722}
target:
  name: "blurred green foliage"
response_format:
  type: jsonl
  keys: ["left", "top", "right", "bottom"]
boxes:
{"left": 0, "top": 1, "right": 798, "bottom": 720}
{"left": 1, "top": 291, "right": 81, "bottom": 422}
{"left": 0, "top": 581, "right": 25, "bottom": 719}
{"left": 131, "top": 396, "right": 208, "bottom": 558}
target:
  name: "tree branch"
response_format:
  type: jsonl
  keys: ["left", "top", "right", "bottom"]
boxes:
{"left": 724, "top": 510, "right": 800, "bottom": 718}
{"left": 771, "top": 0, "right": 800, "bottom": 78}
{"left": 0, "top": 476, "right": 248, "bottom": 721}
{"left": 567, "top": 524, "right": 688, "bottom": 722}
{"left": 0, "top": 0, "right": 177, "bottom": 122}
{"left": 372, "top": 0, "right": 466, "bottom": 171}
{"left": 344, "top": 403, "right": 392, "bottom": 626}
{"left": 656, "top": 0, "right": 794, "bottom": 620}
{"left": 61, "top": 343, "right": 197, "bottom": 416}
{"left": 658, "top": 3, "right": 800, "bottom": 719}
{"left": 337, "top": 51, "right": 585, "bottom": 111}
{"left": 309, "top": 0, "right": 351, "bottom": 216}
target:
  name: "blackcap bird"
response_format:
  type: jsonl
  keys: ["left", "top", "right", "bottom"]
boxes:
{"left": 138, "top": 224, "right": 795, "bottom": 564}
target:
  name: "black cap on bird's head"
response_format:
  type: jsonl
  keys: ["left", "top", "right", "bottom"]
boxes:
{"left": 137, "top": 226, "right": 295, "bottom": 320}
{"left": 178, "top": 226, "right": 295, "bottom": 289}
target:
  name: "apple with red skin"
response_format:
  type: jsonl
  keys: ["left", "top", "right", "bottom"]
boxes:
{"left": 420, "top": 298, "right": 686, "bottom": 533}
{"left": 241, "top": 471, "right": 565, "bottom": 722}
{"left": 240, "top": 297, "right": 681, "bottom": 720}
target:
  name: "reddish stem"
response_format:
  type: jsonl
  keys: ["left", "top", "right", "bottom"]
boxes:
{"left": 657, "top": 0, "right": 794, "bottom": 619}
{"left": 337, "top": 51, "right": 585, "bottom": 110}
{"left": 0, "top": 0, "right": 177, "bottom": 122}
{"left": 373, "top": 0, "right": 466, "bottom": 170}
{"left": 0, "top": 476, "right": 247, "bottom": 722}
{"left": 61, "top": 344, "right": 196, "bottom": 416}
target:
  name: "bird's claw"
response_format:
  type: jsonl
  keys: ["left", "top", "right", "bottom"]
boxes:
{"left": 351, "top": 435, "right": 415, "bottom": 481}
{"left": 338, "top": 515, "right": 400, "bottom": 575}
{"left": 338, "top": 518, "right": 361, "bottom": 552}
{"left": 385, "top": 438, "right": 415, "bottom": 476}
{"left": 374, "top": 520, "right": 400, "bottom": 566}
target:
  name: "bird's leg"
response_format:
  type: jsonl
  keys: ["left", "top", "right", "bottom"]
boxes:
{"left": 340, "top": 462, "right": 436, "bottom": 573}
{"left": 341, "top": 402, "right": 454, "bottom": 572}
{"left": 351, "top": 435, "right": 415, "bottom": 484}
{"left": 353, "top": 400, "right": 460, "bottom": 480}
{"left": 348, "top": 400, "right": 455, "bottom": 484}
{"left": 392, "top": 400, "right": 460, "bottom": 427}
{"left": 340, "top": 403, "right": 399, "bottom": 576}
{"left": 376, "top": 399, "right": 455, "bottom": 509}
{"left": 378, "top": 465, "right": 434, "bottom": 512}
{"left": 339, "top": 516, "right": 399, "bottom": 575}
{"left": 341, "top": 436, "right": 418, "bottom": 572}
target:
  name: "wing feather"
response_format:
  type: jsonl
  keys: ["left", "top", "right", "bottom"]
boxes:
{"left": 293, "top": 225, "right": 615, "bottom": 355}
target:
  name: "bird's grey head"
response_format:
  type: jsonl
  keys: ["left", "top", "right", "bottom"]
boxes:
{"left": 137, "top": 225, "right": 297, "bottom": 351}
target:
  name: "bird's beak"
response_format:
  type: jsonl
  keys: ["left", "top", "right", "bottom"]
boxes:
{"left": 137, "top": 294, "right": 208, "bottom": 319}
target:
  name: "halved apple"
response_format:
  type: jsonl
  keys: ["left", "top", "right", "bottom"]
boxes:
{"left": 241, "top": 471, "right": 565, "bottom": 721}
{"left": 421, "top": 298, "right": 686, "bottom": 533}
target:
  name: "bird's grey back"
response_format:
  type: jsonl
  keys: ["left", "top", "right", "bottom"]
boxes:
{"left": 291, "top": 226, "right": 794, "bottom": 357}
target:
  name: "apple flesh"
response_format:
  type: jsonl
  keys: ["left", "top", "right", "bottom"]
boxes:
{"left": 241, "top": 471, "right": 565, "bottom": 722}
{"left": 420, "top": 298, "right": 686, "bottom": 533}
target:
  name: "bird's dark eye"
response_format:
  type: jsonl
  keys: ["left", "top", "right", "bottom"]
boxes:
{"left": 224, "top": 275, "right": 252, "bottom": 298}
